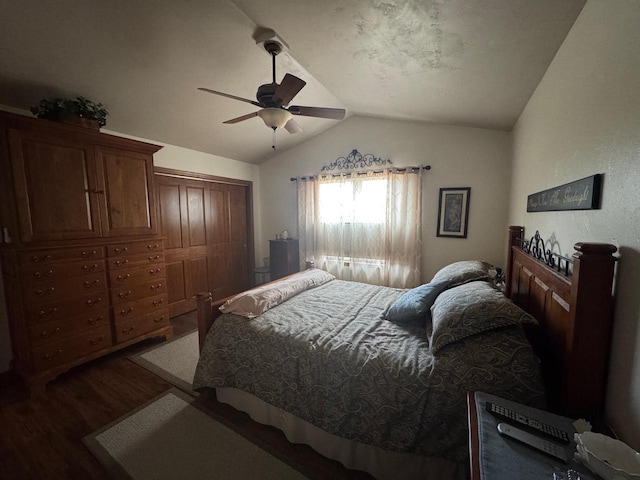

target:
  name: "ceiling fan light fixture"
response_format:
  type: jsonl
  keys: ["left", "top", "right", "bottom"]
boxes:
{"left": 257, "top": 108, "right": 292, "bottom": 129}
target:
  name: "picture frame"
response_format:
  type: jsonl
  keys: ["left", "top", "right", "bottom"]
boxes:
{"left": 437, "top": 187, "right": 470, "bottom": 238}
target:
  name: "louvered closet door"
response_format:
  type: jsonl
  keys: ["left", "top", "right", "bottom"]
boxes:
{"left": 155, "top": 171, "right": 252, "bottom": 316}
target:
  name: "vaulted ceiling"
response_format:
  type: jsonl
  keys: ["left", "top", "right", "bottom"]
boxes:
{"left": 0, "top": 0, "right": 586, "bottom": 164}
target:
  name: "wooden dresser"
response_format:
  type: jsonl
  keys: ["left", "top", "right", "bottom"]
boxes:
{"left": 0, "top": 111, "right": 172, "bottom": 395}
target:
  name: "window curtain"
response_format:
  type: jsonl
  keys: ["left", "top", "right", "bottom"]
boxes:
{"left": 296, "top": 168, "right": 422, "bottom": 288}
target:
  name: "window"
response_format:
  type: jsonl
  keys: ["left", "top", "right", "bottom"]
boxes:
{"left": 297, "top": 168, "right": 423, "bottom": 288}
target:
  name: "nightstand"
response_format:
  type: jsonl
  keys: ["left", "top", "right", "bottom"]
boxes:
{"left": 467, "top": 392, "right": 596, "bottom": 480}
{"left": 269, "top": 239, "right": 300, "bottom": 281}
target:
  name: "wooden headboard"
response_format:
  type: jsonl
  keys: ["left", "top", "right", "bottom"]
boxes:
{"left": 505, "top": 226, "right": 617, "bottom": 420}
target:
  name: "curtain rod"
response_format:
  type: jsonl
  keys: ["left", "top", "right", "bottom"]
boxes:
{"left": 290, "top": 165, "right": 431, "bottom": 182}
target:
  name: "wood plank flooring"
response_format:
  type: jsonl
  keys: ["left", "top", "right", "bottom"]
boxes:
{"left": 0, "top": 312, "right": 371, "bottom": 480}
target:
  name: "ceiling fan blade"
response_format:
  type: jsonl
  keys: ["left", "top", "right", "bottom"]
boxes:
{"left": 273, "top": 74, "right": 306, "bottom": 106}
{"left": 223, "top": 112, "right": 259, "bottom": 124}
{"left": 288, "top": 105, "right": 346, "bottom": 120}
{"left": 284, "top": 118, "right": 303, "bottom": 134}
{"left": 198, "top": 88, "right": 262, "bottom": 107}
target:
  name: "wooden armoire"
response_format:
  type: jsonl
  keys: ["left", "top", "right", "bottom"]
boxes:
{"left": 0, "top": 111, "right": 172, "bottom": 396}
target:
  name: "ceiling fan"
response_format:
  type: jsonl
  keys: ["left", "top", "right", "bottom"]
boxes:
{"left": 198, "top": 39, "right": 346, "bottom": 136}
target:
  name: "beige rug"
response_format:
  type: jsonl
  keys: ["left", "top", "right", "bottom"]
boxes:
{"left": 83, "top": 388, "right": 309, "bottom": 480}
{"left": 129, "top": 330, "right": 199, "bottom": 393}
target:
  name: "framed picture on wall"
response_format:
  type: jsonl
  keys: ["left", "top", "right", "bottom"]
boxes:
{"left": 437, "top": 187, "right": 471, "bottom": 238}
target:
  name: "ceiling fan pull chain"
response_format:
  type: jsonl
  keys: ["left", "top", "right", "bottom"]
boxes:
{"left": 272, "top": 127, "right": 277, "bottom": 150}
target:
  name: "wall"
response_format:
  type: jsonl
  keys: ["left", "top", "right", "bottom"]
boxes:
{"left": 258, "top": 115, "right": 512, "bottom": 282}
{"left": 0, "top": 110, "right": 261, "bottom": 373}
{"left": 508, "top": 0, "right": 640, "bottom": 449}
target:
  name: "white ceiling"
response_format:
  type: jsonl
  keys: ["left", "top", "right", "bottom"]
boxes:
{"left": 0, "top": 0, "right": 586, "bottom": 164}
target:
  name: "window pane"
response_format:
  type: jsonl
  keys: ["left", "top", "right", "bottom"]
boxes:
{"left": 319, "top": 178, "right": 387, "bottom": 224}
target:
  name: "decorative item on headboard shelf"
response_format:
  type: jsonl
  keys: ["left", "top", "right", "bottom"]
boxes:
{"left": 321, "top": 149, "right": 392, "bottom": 171}
{"left": 519, "top": 230, "right": 573, "bottom": 276}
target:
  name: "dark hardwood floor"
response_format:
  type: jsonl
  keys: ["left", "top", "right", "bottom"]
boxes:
{"left": 0, "top": 312, "right": 371, "bottom": 480}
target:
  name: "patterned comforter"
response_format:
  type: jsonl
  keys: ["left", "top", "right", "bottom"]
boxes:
{"left": 193, "top": 279, "right": 545, "bottom": 463}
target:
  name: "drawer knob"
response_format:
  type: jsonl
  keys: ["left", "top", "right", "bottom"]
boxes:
{"left": 116, "top": 273, "right": 131, "bottom": 281}
{"left": 31, "top": 254, "right": 51, "bottom": 263}
{"left": 86, "top": 297, "right": 102, "bottom": 307}
{"left": 118, "top": 290, "right": 132, "bottom": 299}
{"left": 152, "top": 299, "right": 164, "bottom": 307}
{"left": 114, "top": 259, "right": 129, "bottom": 267}
{"left": 82, "top": 264, "right": 98, "bottom": 272}
{"left": 81, "top": 250, "right": 97, "bottom": 258}
{"left": 113, "top": 247, "right": 129, "bottom": 254}
{"left": 120, "top": 307, "right": 134, "bottom": 316}
{"left": 153, "top": 315, "right": 165, "bottom": 323}
{"left": 33, "top": 269, "right": 54, "bottom": 278}
{"left": 121, "top": 326, "right": 135, "bottom": 335}
{"left": 41, "top": 327, "right": 61, "bottom": 338}
{"left": 35, "top": 287, "right": 55, "bottom": 296}
{"left": 148, "top": 255, "right": 160, "bottom": 262}
{"left": 87, "top": 316, "right": 103, "bottom": 326}
{"left": 39, "top": 307, "right": 58, "bottom": 318}
{"left": 149, "top": 268, "right": 161, "bottom": 275}
{"left": 147, "top": 244, "right": 160, "bottom": 250}
{"left": 43, "top": 349, "right": 62, "bottom": 360}
{"left": 89, "top": 336, "right": 104, "bottom": 346}
{"left": 83, "top": 279, "right": 100, "bottom": 288}
{"left": 150, "top": 283, "right": 163, "bottom": 291}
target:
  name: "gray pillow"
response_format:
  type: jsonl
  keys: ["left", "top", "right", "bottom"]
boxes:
{"left": 429, "top": 281, "right": 537, "bottom": 354}
{"left": 431, "top": 260, "right": 492, "bottom": 289}
{"left": 385, "top": 280, "right": 449, "bottom": 323}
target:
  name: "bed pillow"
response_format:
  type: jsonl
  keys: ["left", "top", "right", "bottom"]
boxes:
{"left": 385, "top": 280, "right": 448, "bottom": 323}
{"left": 429, "top": 281, "right": 537, "bottom": 354}
{"left": 430, "top": 260, "right": 493, "bottom": 289}
{"left": 219, "top": 269, "right": 335, "bottom": 318}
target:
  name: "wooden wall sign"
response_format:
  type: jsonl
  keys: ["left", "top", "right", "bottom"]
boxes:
{"left": 527, "top": 174, "right": 603, "bottom": 212}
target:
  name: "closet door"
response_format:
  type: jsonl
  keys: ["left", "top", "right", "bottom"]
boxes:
{"left": 155, "top": 171, "right": 252, "bottom": 316}
{"left": 8, "top": 129, "right": 102, "bottom": 242}
{"left": 157, "top": 177, "right": 208, "bottom": 316}
{"left": 207, "top": 183, "right": 251, "bottom": 301}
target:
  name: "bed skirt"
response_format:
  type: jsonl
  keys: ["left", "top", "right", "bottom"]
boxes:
{"left": 215, "top": 387, "right": 466, "bottom": 480}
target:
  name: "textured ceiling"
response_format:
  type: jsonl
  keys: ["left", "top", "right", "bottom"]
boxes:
{"left": 0, "top": 0, "right": 586, "bottom": 164}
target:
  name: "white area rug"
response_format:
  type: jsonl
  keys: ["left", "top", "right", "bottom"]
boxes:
{"left": 83, "top": 388, "right": 309, "bottom": 480}
{"left": 129, "top": 330, "right": 199, "bottom": 393}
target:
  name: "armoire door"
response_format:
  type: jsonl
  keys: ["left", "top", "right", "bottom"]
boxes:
{"left": 96, "top": 147, "right": 157, "bottom": 237}
{"left": 155, "top": 170, "right": 253, "bottom": 316}
{"left": 8, "top": 129, "right": 102, "bottom": 242}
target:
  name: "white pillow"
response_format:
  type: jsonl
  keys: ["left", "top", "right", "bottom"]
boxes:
{"left": 219, "top": 269, "right": 335, "bottom": 318}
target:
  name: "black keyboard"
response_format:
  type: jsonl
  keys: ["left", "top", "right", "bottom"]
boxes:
{"left": 486, "top": 401, "right": 570, "bottom": 443}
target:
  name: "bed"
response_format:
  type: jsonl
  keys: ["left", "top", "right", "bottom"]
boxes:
{"left": 193, "top": 226, "right": 617, "bottom": 479}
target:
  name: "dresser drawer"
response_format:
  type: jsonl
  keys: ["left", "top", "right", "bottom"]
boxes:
{"left": 18, "top": 247, "right": 104, "bottom": 265}
{"left": 108, "top": 263, "right": 165, "bottom": 285}
{"left": 106, "top": 241, "right": 163, "bottom": 257}
{"left": 27, "top": 308, "right": 109, "bottom": 348}
{"left": 111, "top": 279, "right": 167, "bottom": 305}
{"left": 22, "top": 271, "right": 106, "bottom": 304}
{"left": 113, "top": 293, "right": 168, "bottom": 320}
{"left": 26, "top": 293, "right": 106, "bottom": 323}
{"left": 31, "top": 326, "right": 112, "bottom": 371}
{"left": 114, "top": 308, "right": 170, "bottom": 343}
{"left": 20, "top": 259, "right": 106, "bottom": 282}
{"left": 107, "top": 252, "right": 165, "bottom": 270}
